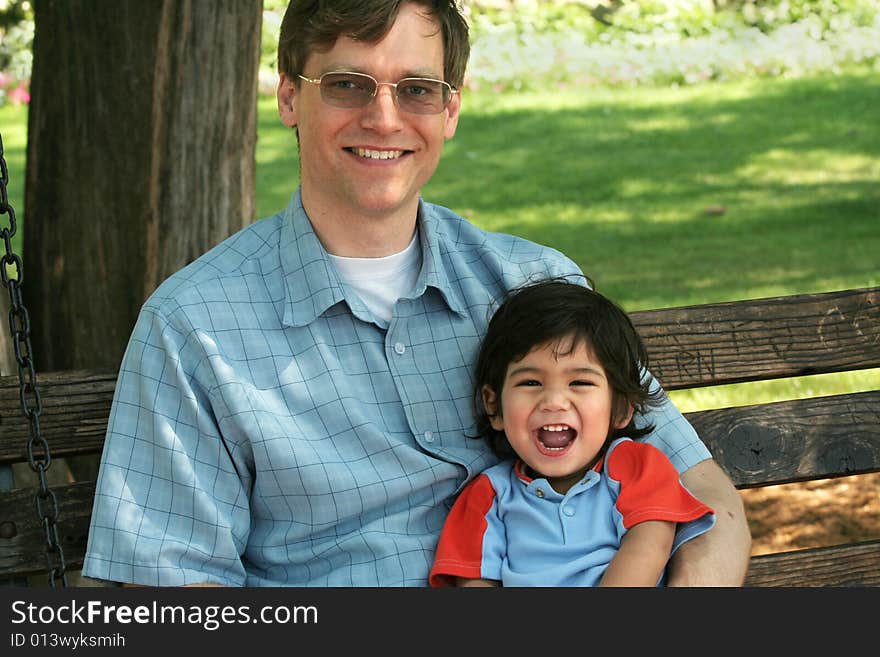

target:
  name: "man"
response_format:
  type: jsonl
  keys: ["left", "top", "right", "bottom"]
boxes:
{"left": 82, "top": 0, "right": 749, "bottom": 586}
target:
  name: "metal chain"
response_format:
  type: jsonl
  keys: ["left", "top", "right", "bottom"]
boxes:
{"left": 0, "top": 133, "right": 67, "bottom": 587}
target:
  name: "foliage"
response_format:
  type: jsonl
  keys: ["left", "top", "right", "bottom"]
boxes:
{"left": 463, "top": 0, "right": 880, "bottom": 90}
{"left": 0, "top": 0, "right": 32, "bottom": 106}
{"left": 260, "top": 0, "right": 287, "bottom": 91}
{"left": 3, "top": 1, "right": 880, "bottom": 105}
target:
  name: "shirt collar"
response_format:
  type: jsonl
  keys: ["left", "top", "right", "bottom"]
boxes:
{"left": 411, "top": 198, "right": 468, "bottom": 319}
{"left": 513, "top": 457, "right": 605, "bottom": 485}
{"left": 280, "top": 189, "right": 468, "bottom": 327}
{"left": 280, "top": 189, "right": 347, "bottom": 327}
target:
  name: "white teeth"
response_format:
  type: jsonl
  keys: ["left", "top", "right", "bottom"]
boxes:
{"left": 352, "top": 148, "right": 404, "bottom": 160}
{"left": 541, "top": 424, "right": 571, "bottom": 432}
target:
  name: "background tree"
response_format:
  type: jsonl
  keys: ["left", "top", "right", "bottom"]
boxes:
{"left": 23, "top": 0, "right": 263, "bottom": 373}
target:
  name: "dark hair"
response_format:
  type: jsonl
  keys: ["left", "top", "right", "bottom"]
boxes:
{"left": 474, "top": 278, "right": 664, "bottom": 459}
{"left": 277, "top": 0, "right": 470, "bottom": 89}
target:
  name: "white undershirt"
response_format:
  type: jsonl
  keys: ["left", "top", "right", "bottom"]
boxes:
{"left": 328, "top": 232, "right": 421, "bottom": 323}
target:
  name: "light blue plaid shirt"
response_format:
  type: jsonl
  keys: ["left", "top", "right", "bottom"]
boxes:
{"left": 82, "top": 189, "right": 710, "bottom": 586}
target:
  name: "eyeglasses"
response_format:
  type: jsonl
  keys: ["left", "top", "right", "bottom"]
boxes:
{"left": 297, "top": 71, "right": 457, "bottom": 115}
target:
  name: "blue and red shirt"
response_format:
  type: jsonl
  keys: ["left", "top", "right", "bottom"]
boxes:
{"left": 430, "top": 438, "right": 715, "bottom": 587}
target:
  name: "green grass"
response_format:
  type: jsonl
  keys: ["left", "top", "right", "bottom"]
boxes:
{"left": 3, "top": 70, "right": 879, "bottom": 409}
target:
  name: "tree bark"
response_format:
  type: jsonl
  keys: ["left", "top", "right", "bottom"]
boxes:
{"left": 24, "top": 0, "right": 262, "bottom": 371}
{"left": 0, "top": 292, "right": 13, "bottom": 376}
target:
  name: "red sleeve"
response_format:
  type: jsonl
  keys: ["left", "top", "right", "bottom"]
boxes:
{"left": 429, "top": 474, "right": 497, "bottom": 587}
{"left": 608, "top": 440, "right": 714, "bottom": 530}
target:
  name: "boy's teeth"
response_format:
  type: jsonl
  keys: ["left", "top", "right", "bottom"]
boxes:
{"left": 542, "top": 424, "right": 569, "bottom": 431}
{"left": 353, "top": 148, "right": 403, "bottom": 160}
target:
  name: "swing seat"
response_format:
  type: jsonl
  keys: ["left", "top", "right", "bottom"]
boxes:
{"left": 1, "top": 287, "right": 879, "bottom": 586}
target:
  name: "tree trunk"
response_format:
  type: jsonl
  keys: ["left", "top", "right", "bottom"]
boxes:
{"left": 0, "top": 292, "right": 13, "bottom": 376}
{"left": 24, "top": 0, "right": 262, "bottom": 372}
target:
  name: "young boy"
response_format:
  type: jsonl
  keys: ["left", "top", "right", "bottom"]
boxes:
{"left": 429, "top": 279, "right": 716, "bottom": 587}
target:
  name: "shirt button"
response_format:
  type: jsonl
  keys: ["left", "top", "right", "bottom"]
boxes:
{"left": 535, "top": 489, "right": 545, "bottom": 498}
{"left": 563, "top": 506, "right": 575, "bottom": 517}
{"left": 394, "top": 342, "right": 406, "bottom": 355}
{"left": 423, "top": 431, "right": 434, "bottom": 442}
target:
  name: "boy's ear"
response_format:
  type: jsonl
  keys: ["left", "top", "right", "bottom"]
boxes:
{"left": 613, "top": 403, "right": 635, "bottom": 430}
{"left": 481, "top": 385, "right": 505, "bottom": 431}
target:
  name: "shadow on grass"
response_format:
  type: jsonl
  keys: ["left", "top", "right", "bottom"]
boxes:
{"left": 423, "top": 71, "right": 880, "bottom": 307}
{"left": 430, "top": 72, "right": 879, "bottom": 211}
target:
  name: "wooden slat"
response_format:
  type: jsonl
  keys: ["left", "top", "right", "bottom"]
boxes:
{"left": 691, "top": 390, "right": 880, "bottom": 488}
{"left": 631, "top": 287, "right": 880, "bottom": 389}
{"left": 745, "top": 540, "right": 880, "bottom": 587}
{"left": 0, "top": 481, "right": 94, "bottom": 577}
{"left": 0, "top": 368, "right": 116, "bottom": 463}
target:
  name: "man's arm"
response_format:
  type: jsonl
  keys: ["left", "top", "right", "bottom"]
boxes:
{"left": 666, "top": 459, "right": 752, "bottom": 586}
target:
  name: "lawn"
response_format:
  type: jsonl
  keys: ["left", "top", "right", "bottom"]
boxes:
{"left": 2, "top": 68, "right": 878, "bottom": 411}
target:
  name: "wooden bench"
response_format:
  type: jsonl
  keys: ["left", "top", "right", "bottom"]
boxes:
{"left": 1, "top": 286, "right": 878, "bottom": 586}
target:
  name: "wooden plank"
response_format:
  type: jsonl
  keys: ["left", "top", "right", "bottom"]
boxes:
{"left": 691, "top": 390, "right": 880, "bottom": 488}
{"left": 0, "top": 481, "right": 94, "bottom": 577}
{"left": 0, "top": 369, "right": 116, "bottom": 463}
{"left": 631, "top": 287, "right": 880, "bottom": 389}
{"left": 745, "top": 540, "right": 880, "bottom": 587}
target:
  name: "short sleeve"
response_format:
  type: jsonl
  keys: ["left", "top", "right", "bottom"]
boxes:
{"left": 429, "top": 474, "right": 504, "bottom": 587}
{"left": 607, "top": 439, "right": 715, "bottom": 533}
{"left": 82, "top": 303, "right": 252, "bottom": 586}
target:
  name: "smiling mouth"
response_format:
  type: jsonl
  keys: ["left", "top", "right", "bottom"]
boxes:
{"left": 347, "top": 147, "right": 408, "bottom": 160}
{"left": 537, "top": 424, "right": 577, "bottom": 454}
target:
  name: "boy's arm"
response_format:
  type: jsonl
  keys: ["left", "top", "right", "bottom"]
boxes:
{"left": 456, "top": 577, "right": 501, "bottom": 587}
{"left": 599, "top": 520, "right": 676, "bottom": 587}
{"left": 667, "top": 459, "right": 752, "bottom": 586}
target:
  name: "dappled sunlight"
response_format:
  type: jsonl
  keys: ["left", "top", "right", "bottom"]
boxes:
{"left": 737, "top": 149, "right": 878, "bottom": 185}
{"left": 667, "top": 365, "right": 880, "bottom": 558}
{"left": 742, "top": 472, "right": 880, "bottom": 555}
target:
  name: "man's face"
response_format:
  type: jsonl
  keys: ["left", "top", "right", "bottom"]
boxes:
{"left": 278, "top": 3, "right": 461, "bottom": 233}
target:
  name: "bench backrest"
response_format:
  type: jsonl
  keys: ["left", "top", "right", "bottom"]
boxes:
{"left": 1, "top": 287, "right": 878, "bottom": 584}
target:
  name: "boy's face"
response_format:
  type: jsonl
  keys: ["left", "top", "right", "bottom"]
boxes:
{"left": 277, "top": 2, "right": 461, "bottom": 229}
{"left": 482, "top": 338, "right": 633, "bottom": 495}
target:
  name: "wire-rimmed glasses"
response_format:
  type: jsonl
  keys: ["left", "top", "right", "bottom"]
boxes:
{"left": 297, "top": 71, "right": 457, "bottom": 115}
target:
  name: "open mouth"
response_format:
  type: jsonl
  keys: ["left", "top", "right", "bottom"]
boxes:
{"left": 536, "top": 424, "right": 577, "bottom": 456}
{"left": 346, "top": 147, "right": 410, "bottom": 160}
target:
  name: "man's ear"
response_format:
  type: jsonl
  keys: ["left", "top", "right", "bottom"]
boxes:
{"left": 443, "top": 87, "right": 461, "bottom": 140}
{"left": 277, "top": 73, "right": 298, "bottom": 128}
{"left": 482, "top": 385, "right": 504, "bottom": 431}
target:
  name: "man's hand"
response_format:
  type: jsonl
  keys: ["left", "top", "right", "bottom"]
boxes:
{"left": 666, "top": 459, "right": 752, "bottom": 586}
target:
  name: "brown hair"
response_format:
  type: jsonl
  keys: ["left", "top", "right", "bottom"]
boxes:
{"left": 277, "top": 0, "right": 470, "bottom": 88}
{"left": 474, "top": 278, "right": 665, "bottom": 459}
